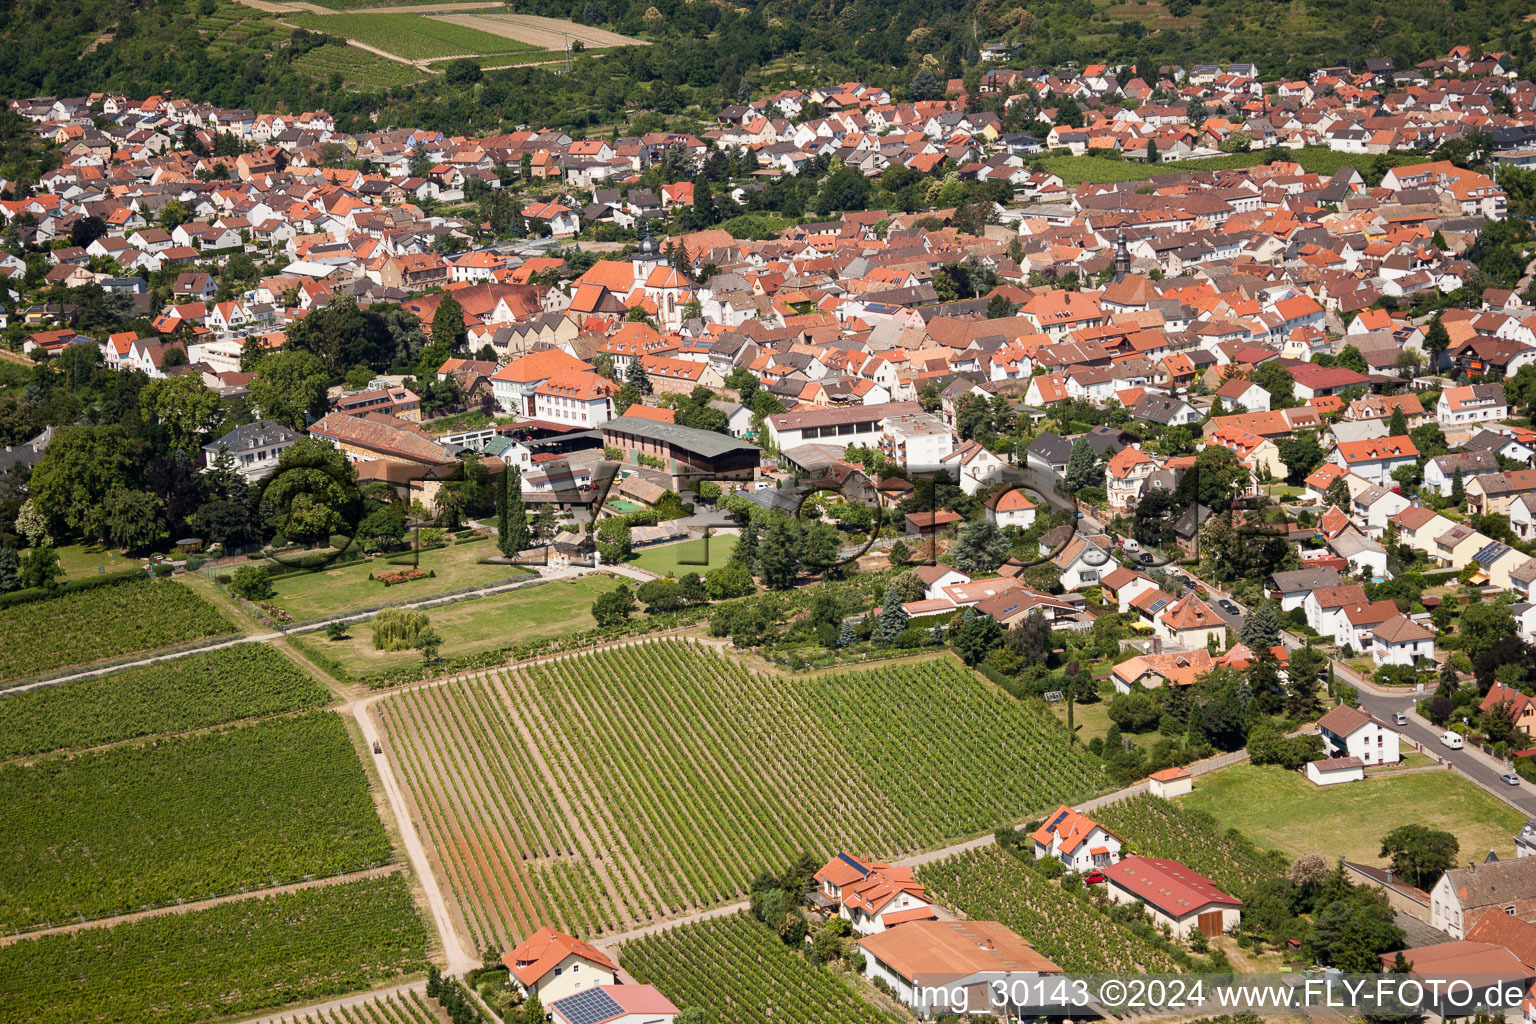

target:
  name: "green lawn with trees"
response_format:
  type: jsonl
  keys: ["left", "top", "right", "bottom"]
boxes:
{"left": 262, "top": 541, "right": 533, "bottom": 621}
{"left": 631, "top": 535, "right": 738, "bottom": 576}
{"left": 294, "top": 574, "right": 623, "bottom": 678}
{"left": 1180, "top": 762, "right": 1525, "bottom": 867}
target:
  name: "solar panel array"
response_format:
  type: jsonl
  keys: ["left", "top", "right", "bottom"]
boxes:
{"left": 552, "top": 987, "right": 622, "bottom": 1024}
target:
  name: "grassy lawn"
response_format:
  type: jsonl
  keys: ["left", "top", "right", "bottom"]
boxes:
{"left": 54, "top": 543, "right": 138, "bottom": 578}
{"left": 1181, "top": 762, "right": 1525, "bottom": 867}
{"left": 267, "top": 542, "right": 530, "bottom": 621}
{"left": 1050, "top": 696, "right": 1115, "bottom": 745}
{"left": 630, "top": 535, "right": 738, "bottom": 577}
{"left": 296, "top": 574, "right": 622, "bottom": 676}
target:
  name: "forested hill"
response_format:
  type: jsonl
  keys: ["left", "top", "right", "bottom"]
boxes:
{"left": 2, "top": 0, "right": 1535, "bottom": 139}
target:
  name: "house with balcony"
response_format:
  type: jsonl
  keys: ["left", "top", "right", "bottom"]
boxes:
{"left": 1030, "top": 806, "right": 1123, "bottom": 873}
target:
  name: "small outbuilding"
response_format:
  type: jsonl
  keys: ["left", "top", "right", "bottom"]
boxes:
{"left": 1147, "top": 766, "right": 1193, "bottom": 798}
{"left": 1306, "top": 755, "right": 1366, "bottom": 786}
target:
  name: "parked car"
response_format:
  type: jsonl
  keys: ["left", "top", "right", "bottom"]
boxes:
{"left": 1503, "top": 773, "right": 1522, "bottom": 786}
{"left": 1084, "top": 870, "right": 1107, "bottom": 884}
{"left": 1441, "top": 731, "right": 1464, "bottom": 750}
{"left": 1219, "top": 599, "right": 1239, "bottom": 614}
{"left": 1394, "top": 712, "right": 1408, "bottom": 726}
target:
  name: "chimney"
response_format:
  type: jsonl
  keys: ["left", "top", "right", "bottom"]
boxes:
{"left": 1385, "top": 867, "right": 1394, "bottom": 884}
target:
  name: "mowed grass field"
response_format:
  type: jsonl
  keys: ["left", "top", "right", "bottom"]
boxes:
{"left": 1180, "top": 762, "right": 1526, "bottom": 867}
{"left": 377, "top": 640, "right": 1104, "bottom": 948}
{"left": 264, "top": 542, "right": 531, "bottom": 620}
{"left": 294, "top": 574, "right": 622, "bottom": 676}
{"left": 286, "top": 11, "right": 537, "bottom": 58}
{"left": 630, "top": 535, "right": 738, "bottom": 577}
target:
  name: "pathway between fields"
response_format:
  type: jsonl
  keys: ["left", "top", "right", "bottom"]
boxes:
{"left": 236, "top": 980, "right": 427, "bottom": 1024}
{"left": 5, "top": 566, "right": 587, "bottom": 695}
{"left": 0, "top": 864, "right": 401, "bottom": 949}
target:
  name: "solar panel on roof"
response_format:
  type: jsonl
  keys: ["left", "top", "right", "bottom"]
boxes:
{"left": 553, "top": 988, "right": 622, "bottom": 1024}
{"left": 1047, "top": 810, "right": 1069, "bottom": 830}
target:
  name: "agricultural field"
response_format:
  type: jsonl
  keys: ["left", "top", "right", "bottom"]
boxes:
{"left": 280, "top": 988, "right": 448, "bottom": 1024}
{"left": 292, "top": 42, "right": 426, "bottom": 86}
{"left": 1179, "top": 762, "right": 1527, "bottom": 867}
{"left": 0, "top": 578, "right": 233, "bottom": 685}
{"left": 1093, "top": 794, "right": 1290, "bottom": 897}
{"left": 0, "top": 645, "right": 330, "bottom": 760}
{"left": 427, "top": 12, "right": 646, "bottom": 49}
{"left": 0, "top": 874, "right": 428, "bottom": 1024}
{"left": 630, "top": 534, "right": 738, "bottom": 576}
{"left": 284, "top": 12, "right": 539, "bottom": 59}
{"left": 0, "top": 711, "right": 391, "bottom": 930}
{"left": 378, "top": 639, "right": 1104, "bottom": 948}
{"left": 296, "top": 574, "right": 622, "bottom": 679}
{"left": 920, "top": 845, "right": 1183, "bottom": 972}
{"left": 622, "top": 912, "right": 901, "bottom": 1024}
{"left": 264, "top": 541, "right": 531, "bottom": 621}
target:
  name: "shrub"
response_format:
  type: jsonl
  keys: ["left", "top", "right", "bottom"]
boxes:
{"left": 371, "top": 608, "right": 432, "bottom": 651}
{"left": 228, "top": 564, "right": 274, "bottom": 601}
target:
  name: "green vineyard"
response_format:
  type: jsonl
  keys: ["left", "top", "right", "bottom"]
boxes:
{"left": 0, "top": 645, "right": 330, "bottom": 759}
{"left": 1092, "top": 794, "right": 1289, "bottom": 897}
{"left": 277, "top": 986, "right": 446, "bottom": 1024}
{"left": 0, "top": 711, "right": 391, "bottom": 931}
{"left": 0, "top": 578, "right": 232, "bottom": 684}
{"left": 918, "top": 845, "right": 1183, "bottom": 972}
{"left": 378, "top": 639, "right": 1105, "bottom": 948}
{"left": 622, "top": 912, "right": 901, "bottom": 1024}
{"left": 0, "top": 874, "right": 428, "bottom": 1024}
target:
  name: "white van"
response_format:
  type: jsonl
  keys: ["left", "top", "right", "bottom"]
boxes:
{"left": 1441, "top": 731, "right": 1464, "bottom": 750}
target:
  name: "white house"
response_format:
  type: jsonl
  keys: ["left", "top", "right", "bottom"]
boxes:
{"left": 501, "top": 928, "right": 620, "bottom": 1004}
{"left": 531, "top": 369, "right": 615, "bottom": 429}
{"left": 858, "top": 921, "right": 1062, "bottom": 1017}
{"left": 1316, "top": 704, "right": 1401, "bottom": 765}
{"left": 1303, "top": 584, "right": 1370, "bottom": 636}
{"left": 984, "top": 487, "right": 1037, "bottom": 529}
{"left": 1103, "top": 856, "right": 1243, "bottom": 940}
{"left": 1030, "top": 805, "right": 1123, "bottom": 873}
{"left": 549, "top": 986, "right": 679, "bottom": 1024}
{"left": 1328, "top": 435, "right": 1420, "bottom": 485}
{"left": 1438, "top": 383, "right": 1509, "bottom": 428}
{"left": 940, "top": 439, "right": 1006, "bottom": 495}
{"left": 1431, "top": 859, "right": 1536, "bottom": 938}
{"left": 201, "top": 419, "right": 299, "bottom": 480}
{"left": 1371, "top": 613, "right": 1437, "bottom": 667}
{"left": 914, "top": 564, "right": 970, "bottom": 599}
{"left": 813, "top": 853, "right": 936, "bottom": 935}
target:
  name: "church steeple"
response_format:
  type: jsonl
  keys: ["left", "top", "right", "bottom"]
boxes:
{"left": 1112, "top": 230, "right": 1131, "bottom": 283}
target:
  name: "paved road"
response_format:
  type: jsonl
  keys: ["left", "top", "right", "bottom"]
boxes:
{"left": 1349, "top": 681, "right": 1536, "bottom": 819}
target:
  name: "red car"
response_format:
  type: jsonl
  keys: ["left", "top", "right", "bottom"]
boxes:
{"left": 1084, "top": 870, "right": 1107, "bottom": 884}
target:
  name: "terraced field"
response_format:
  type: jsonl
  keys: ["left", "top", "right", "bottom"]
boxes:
{"left": 286, "top": 11, "right": 539, "bottom": 58}
{"left": 920, "top": 845, "right": 1184, "bottom": 972}
{"left": 0, "top": 578, "right": 233, "bottom": 685}
{"left": 0, "top": 711, "right": 391, "bottom": 931}
{"left": 0, "top": 874, "right": 428, "bottom": 1024}
{"left": 278, "top": 987, "right": 447, "bottom": 1024}
{"left": 377, "top": 640, "right": 1105, "bottom": 949}
{"left": 623, "top": 912, "right": 901, "bottom": 1024}
{"left": 293, "top": 42, "right": 427, "bottom": 85}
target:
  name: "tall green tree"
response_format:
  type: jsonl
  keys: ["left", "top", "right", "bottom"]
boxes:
{"left": 873, "top": 583, "right": 908, "bottom": 644}
{"left": 140, "top": 374, "right": 223, "bottom": 454}
{"left": 99, "top": 487, "right": 166, "bottom": 551}
{"left": 1424, "top": 314, "right": 1450, "bottom": 371}
{"left": 498, "top": 465, "right": 529, "bottom": 556}
{"left": 431, "top": 293, "right": 468, "bottom": 353}
{"left": 627, "top": 357, "right": 653, "bottom": 396}
{"left": 1064, "top": 436, "right": 1098, "bottom": 491}
{"left": 249, "top": 350, "right": 331, "bottom": 430}
{"left": 27, "top": 424, "right": 140, "bottom": 539}
{"left": 1379, "top": 825, "right": 1459, "bottom": 889}
{"left": 1239, "top": 601, "right": 1282, "bottom": 650}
